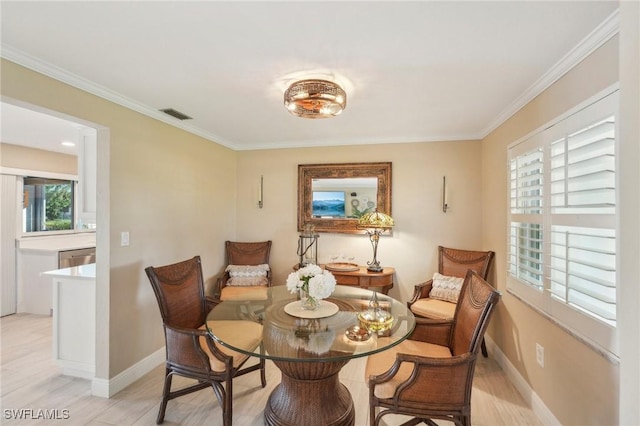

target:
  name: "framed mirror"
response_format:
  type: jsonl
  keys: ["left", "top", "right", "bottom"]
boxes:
{"left": 298, "top": 162, "right": 392, "bottom": 234}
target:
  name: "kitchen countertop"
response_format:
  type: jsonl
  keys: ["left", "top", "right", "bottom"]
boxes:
{"left": 42, "top": 263, "right": 96, "bottom": 280}
{"left": 17, "top": 233, "right": 96, "bottom": 252}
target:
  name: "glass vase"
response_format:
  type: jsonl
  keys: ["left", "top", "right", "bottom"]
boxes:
{"left": 300, "top": 288, "right": 319, "bottom": 311}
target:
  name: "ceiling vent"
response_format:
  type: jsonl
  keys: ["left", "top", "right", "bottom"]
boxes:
{"left": 159, "top": 108, "right": 192, "bottom": 121}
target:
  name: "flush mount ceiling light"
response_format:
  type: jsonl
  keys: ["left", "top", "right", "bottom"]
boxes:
{"left": 284, "top": 79, "right": 347, "bottom": 118}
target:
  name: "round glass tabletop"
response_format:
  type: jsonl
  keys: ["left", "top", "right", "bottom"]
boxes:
{"left": 206, "top": 285, "right": 416, "bottom": 363}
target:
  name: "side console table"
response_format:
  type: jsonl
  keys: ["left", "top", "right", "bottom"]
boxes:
{"left": 293, "top": 264, "right": 395, "bottom": 294}
{"left": 328, "top": 266, "right": 394, "bottom": 294}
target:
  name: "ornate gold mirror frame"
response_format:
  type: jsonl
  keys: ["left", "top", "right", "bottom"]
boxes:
{"left": 297, "top": 162, "right": 392, "bottom": 234}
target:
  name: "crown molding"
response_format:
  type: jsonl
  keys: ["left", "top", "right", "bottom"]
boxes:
{"left": 1, "top": 8, "right": 620, "bottom": 151}
{"left": 234, "top": 133, "right": 481, "bottom": 151}
{"left": 0, "top": 46, "right": 481, "bottom": 151}
{"left": 481, "top": 9, "right": 620, "bottom": 139}
{"left": 0, "top": 45, "right": 238, "bottom": 150}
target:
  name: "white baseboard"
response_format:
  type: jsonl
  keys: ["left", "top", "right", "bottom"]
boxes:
{"left": 485, "top": 336, "right": 560, "bottom": 426}
{"left": 61, "top": 366, "right": 95, "bottom": 380}
{"left": 91, "top": 347, "right": 165, "bottom": 398}
{"left": 88, "top": 336, "right": 560, "bottom": 426}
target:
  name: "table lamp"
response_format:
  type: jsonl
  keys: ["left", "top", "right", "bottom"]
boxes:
{"left": 357, "top": 209, "right": 394, "bottom": 272}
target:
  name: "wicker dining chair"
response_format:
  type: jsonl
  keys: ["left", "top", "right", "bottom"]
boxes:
{"left": 366, "top": 270, "right": 501, "bottom": 426}
{"left": 145, "top": 255, "right": 266, "bottom": 425}
{"left": 407, "top": 246, "right": 494, "bottom": 357}
{"left": 216, "top": 240, "right": 272, "bottom": 301}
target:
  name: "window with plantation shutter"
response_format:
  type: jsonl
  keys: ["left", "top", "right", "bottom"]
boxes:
{"left": 509, "top": 147, "right": 544, "bottom": 292}
{"left": 550, "top": 116, "right": 615, "bottom": 214}
{"left": 549, "top": 226, "right": 616, "bottom": 325}
{"left": 509, "top": 222, "right": 544, "bottom": 289}
{"left": 511, "top": 149, "right": 543, "bottom": 214}
{"left": 507, "top": 88, "right": 618, "bottom": 356}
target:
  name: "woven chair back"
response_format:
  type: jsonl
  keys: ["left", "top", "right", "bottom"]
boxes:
{"left": 439, "top": 246, "right": 494, "bottom": 279}
{"left": 451, "top": 270, "right": 500, "bottom": 357}
{"left": 226, "top": 241, "right": 272, "bottom": 266}
{"left": 146, "top": 256, "right": 206, "bottom": 329}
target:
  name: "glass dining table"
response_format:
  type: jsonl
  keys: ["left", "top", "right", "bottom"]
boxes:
{"left": 206, "top": 285, "right": 416, "bottom": 426}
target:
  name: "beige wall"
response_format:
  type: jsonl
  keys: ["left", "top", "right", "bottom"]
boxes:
{"left": 235, "top": 141, "right": 484, "bottom": 303}
{"left": 1, "top": 57, "right": 486, "bottom": 377}
{"left": 3, "top": 15, "right": 636, "bottom": 421}
{"left": 481, "top": 36, "right": 620, "bottom": 425}
{"left": 1, "top": 59, "right": 237, "bottom": 377}
{"left": 0, "top": 143, "right": 77, "bottom": 175}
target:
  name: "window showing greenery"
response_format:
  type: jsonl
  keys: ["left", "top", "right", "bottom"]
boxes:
{"left": 23, "top": 177, "right": 75, "bottom": 233}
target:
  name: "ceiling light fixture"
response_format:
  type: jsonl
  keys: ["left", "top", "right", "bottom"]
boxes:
{"left": 284, "top": 79, "right": 346, "bottom": 118}
{"left": 61, "top": 141, "right": 75, "bottom": 147}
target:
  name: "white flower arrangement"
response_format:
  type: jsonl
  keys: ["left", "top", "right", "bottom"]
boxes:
{"left": 286, "top": 264, "right": 336, "bottom": 301}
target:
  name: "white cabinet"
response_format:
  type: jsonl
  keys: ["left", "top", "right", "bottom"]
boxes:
{"left": 18, "top": 250, "right": 58, "bottom": 315}
{"left": 16, "top": 233, "right": 96, "bottom": 315}
{"left": 77, "top": 129, "right": 97, "bottom": 229}
{"left": 43, "top": 264, "right": 96, "bottom": 379}
{"left": 1, "top": 174, "right": 19, "bottom": 316}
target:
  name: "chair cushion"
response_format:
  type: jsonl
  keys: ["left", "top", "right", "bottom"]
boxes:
{"left": 428, "top": 273, "right": 464, "bottom": 302}
{"left": 199, "top": 320, "right": 263, "bottom": 371}
{"left": 410, "top": 298, "right": 456, "bottom": 320}
{"left": 365, "top": 338, "right": 452, "bottom": 398}
{"left": 228, "top": 276, "right": 269, "bottom": 286}
{"left": 220, "top": 285, "right": 269, "bottom": 301}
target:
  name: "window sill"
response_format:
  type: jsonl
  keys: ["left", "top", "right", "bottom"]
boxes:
{"left": 506, "top": 288, "right": 620, "bottom": 365}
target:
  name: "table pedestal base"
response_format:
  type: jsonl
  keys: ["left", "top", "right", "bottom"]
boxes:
{"left": 264, "top": 359, "right": 355, "bottom": 426}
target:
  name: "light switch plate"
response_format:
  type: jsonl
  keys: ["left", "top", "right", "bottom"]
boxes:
{"left": 121, "top": 231, "right": 130, "bottom": 246}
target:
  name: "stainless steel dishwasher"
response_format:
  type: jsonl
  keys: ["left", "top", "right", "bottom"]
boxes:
{"left": 58, "top": 247, "right": 96, "bottom": 268}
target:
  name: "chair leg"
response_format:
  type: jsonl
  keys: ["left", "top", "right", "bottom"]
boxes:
{"left": 223, "top": 377, "right": 232, "bottom": 426}
{"left": 369, "top": 400, "right": 377, "bottom": 426}
{"left": 481, "top": 337, "right": 488, "bottom": 358}
{"left": 257, "top": 343, "right": 267, "bottom": 388}
{"left": 259, "top": 357, "right": 267, "bottom": 388}
{"left": 461, "top": 414, "right": 471, "bottom": 426}
{"left": 209, "top": 380, "right": 231, "bottom": 426}
{"left": 156, "top": 368, "right": 173, "bottom": 424}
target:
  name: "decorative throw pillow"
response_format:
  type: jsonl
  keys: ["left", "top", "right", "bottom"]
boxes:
{"left": 428, "top": 272, "right": 464, "bottom": 303}
{"left": 227, "top": 276, "right": 269, "bottom": 286}
{"left": 226, "top": 264, "right": 270, "bottom": 287}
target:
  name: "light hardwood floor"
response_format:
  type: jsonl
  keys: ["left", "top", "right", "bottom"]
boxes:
{"left": 1, "top": 314, "right": 541, "bottom": 425}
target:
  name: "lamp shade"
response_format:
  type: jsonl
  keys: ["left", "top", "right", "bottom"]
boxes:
{"left": 357, "top": 210, "right": 395, "bottom": 230}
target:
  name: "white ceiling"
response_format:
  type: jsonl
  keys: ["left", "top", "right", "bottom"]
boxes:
{"left": 0, "top": 1, "right": 618, "bottom": 152}
{"left": 1, "top": 103, "right": 87, "bottom": 155}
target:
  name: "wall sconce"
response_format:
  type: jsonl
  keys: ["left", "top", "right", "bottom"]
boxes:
{"left": 357, "top": 210, "right": 394, "bottom": 272}
{"left": 297, "top": 223, "right": 319, "bottom": 267}
{"left": 442, "top": 176, "right": 449, "bottom": 213}
{"left": 258, "top": 175, "right": 264, "bottom": 209}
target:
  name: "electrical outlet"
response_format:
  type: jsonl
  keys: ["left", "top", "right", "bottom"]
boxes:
{"left": 536, "top": 343, "right": 544, "bottom": 367}
{"left": 121, "top": 231, "right": 130, "bottom": 247}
